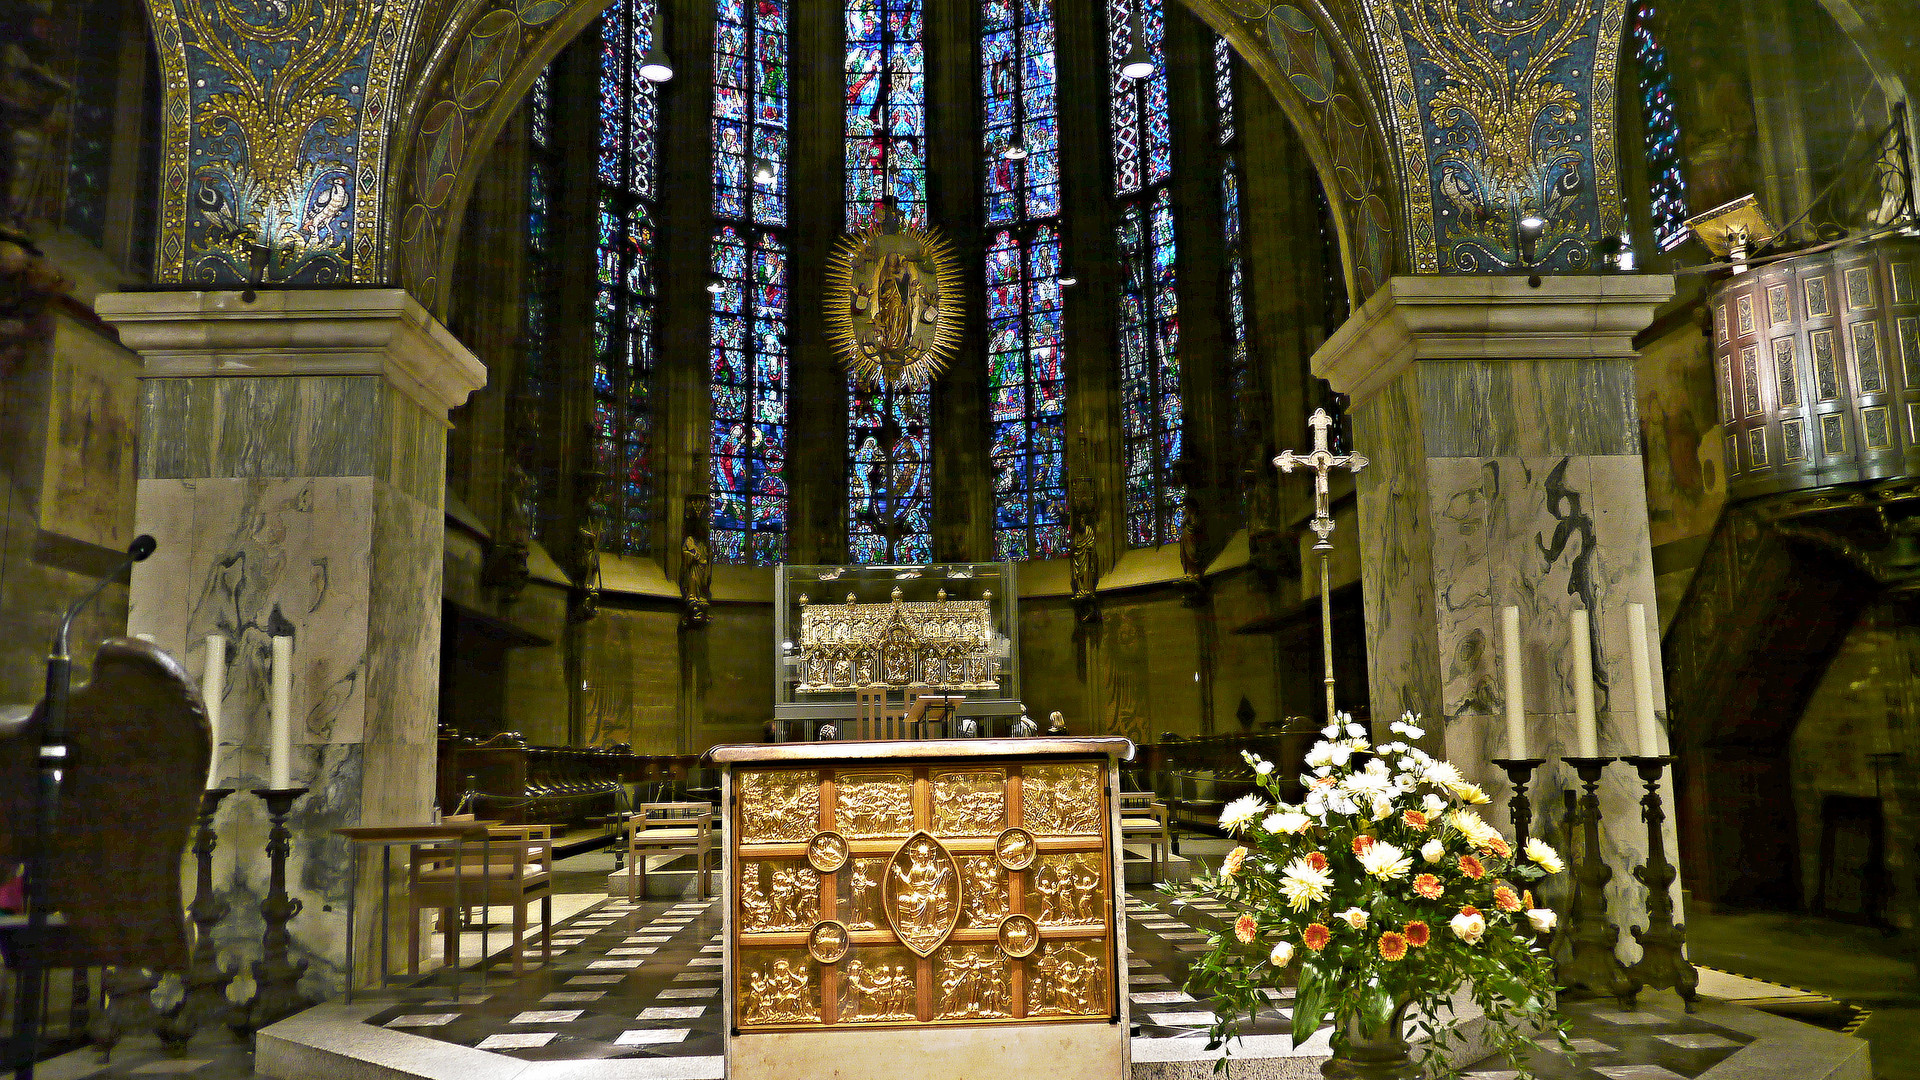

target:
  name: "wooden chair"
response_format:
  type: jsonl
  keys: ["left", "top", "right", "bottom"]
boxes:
{"left": 625, "top": 802, "right": 715, "bottom": 901}
{"left": 1118, "top": 791, "right": 1172, "bottom": 882}
{"left": 408, "top": 818, "right": 553, "bottom": 977}
{"left": 853, "top": 686, "right": 908, "bottom": 739}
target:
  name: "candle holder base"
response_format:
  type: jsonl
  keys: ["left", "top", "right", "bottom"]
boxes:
{"left": 1623, "top": 756, "right": 1698, "bottom": 1011}
{"left": 158, "top": 788, "right": 237, "bottom": 1050}
{"left": 1556, "top": 757, "right": 1640, "bottom": 1009}
{"left": 234, "top": 788, "right": 313, "bottom": 1037}
{"left": 1490, "top": 758, "right": 1546, "bottom": 852}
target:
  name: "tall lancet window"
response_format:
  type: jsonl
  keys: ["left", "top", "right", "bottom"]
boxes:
{"left": 845, "top": 0, "right": 933, "bottom": 563}
{"left": 709, "top": 0, "right": 790, "bottom": 564}
{"left": 1215, "top": 35, "right": 1251, "bottom": 455}
{"left": 984, "top": 0, "right": 1066, "bottom": 560}
{"left": 595, "top": 0, "right": 663, "bottom": 553}
{"left": 1632, "top": 0, "right": 1687, "bottom": 251}
{"left": 1110, "top": 0, "right": 1182, "bottom": 547}
{"left": 522, "top": 69, "right": 560, "bottom": 539}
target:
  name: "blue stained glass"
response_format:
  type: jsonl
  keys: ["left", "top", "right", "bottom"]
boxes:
{"left": 1632, "top": 1, "right": 1688, "bottom": 251}
{"left": 714, "top": 0, "right": 788, "bottom": 227}
{"left": 1113, "top": 190, "right": 1181, "bottom": 547}
{"left": 1109, "top": 0, "right": 1169, "bottom": 196}
{"left": 708, "top": 223, "right": 790, "bottom": 564}
{"left": 846, "top": 0, "right": 927, "bottom": 230}
{"left": 981, "top": 0, "right": 1059, "bottom": 227}
{"left": 590, "top": 0, "right": 662, "bottom": 555}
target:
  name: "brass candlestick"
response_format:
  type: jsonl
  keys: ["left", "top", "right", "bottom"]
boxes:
{"left": 1490, "top": 757, "right": 1545, "bottom": 851}
{"left": 1623, "top": 755, "right": 1698, "bottom": 1010}
{"left": 234, "top": 788, "right": 312, "bottom": 1035}
{"left": 158, "top": 788, "right": 237, "bottom": 1049}
{"left": 1556, "top": 757, "right": 1638, "bottom": 1008}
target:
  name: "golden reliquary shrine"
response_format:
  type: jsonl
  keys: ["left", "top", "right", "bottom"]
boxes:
{"left": 794, "top": 588, "right": 1002, "bottom": 692}
{"left": 708, "top": 738, "right": 1134, "bottom": 1080}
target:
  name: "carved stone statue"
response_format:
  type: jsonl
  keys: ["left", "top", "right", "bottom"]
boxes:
{"left": 681, "top": 495, "right": 712, "bottom": 628}
{"left": 483, "top": 459, "right": 534, "bottom": 604}
{"left": 1069, "top": 502, "right": 1100, "bottom": 623}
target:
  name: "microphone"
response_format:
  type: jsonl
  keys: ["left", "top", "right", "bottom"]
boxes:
{"left": 55, "top": 534, "right": 157, "bottom": 660}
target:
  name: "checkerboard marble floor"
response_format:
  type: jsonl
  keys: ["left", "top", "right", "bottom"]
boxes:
{"left": 31, "top": 886, "right": 1764, "bottom": 1079}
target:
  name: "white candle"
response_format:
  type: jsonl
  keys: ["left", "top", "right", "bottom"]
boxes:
{"left": 203, "top": 635, "right": 226, "bottom": 789}
{"left": 270, "top": 635, "right": 294, "bottom": 789}
{"left": 1502, "top": 606, "right": 1526, "bottom": 758}
{"left": 1571, "top": 609, "right": 1598, "bottom": 757}
{"left": 1628, "top": 603, "right": 1660, "bottom": 756}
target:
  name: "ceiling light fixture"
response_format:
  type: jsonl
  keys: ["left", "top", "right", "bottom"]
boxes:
{"left": 753, "top": 157, "right": 776, "bottom": 184}
{"left": 638, "top": 8, "right": 673, "bottom": 82}
{"left": 1120, "top": 0, "right": 1155, "bottom": 80}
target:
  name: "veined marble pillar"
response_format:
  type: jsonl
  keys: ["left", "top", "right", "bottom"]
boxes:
{"left": 95, "top": 290, "right": 484, "bottom": 995}
{"left": 1313, "top": 275, "right": 1675, "bottom": 963}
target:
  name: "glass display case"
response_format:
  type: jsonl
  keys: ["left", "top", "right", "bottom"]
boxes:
{"left": 774, "top": 562, "right": 1020, "bottom": 730}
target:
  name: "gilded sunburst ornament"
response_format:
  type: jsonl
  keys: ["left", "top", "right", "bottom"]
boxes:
{"left": 826, "top": 199, "right": 964, "bottom": 391}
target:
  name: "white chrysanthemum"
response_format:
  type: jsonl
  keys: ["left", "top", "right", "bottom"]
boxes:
{"left": 1526, "top": 838, "right": 1566, "bottom": 874}
{"left": 1357, "top": 840, "right": 1413, "bottom": 881}
{"left": 1343, "top": 760, "right": 1393, "bottom": 800}
{"left": 1420, "top": 838, "right": 1445, "bottom": 863}
{"left": 1219, "top": 794, "right": 1269, "bottom": 833}
{"left": 1279, "top": 857, "right": 1333, "bottom": 911}
{"left": 1449, "top": 809, "right": 1503, "bottom": 850}
{"left": 1423, "top": 760, "right": 1465, "bottom": 789}
{"left": 1270, "top": 811, "right": 1313, "bottom": 835}
{"left": 1328, "top": 793, "right": 1360, "bottom": 818}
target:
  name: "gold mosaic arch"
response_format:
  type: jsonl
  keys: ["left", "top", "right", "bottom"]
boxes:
{"left": 730, "top": 760, "right": 1117, "bottom": 1030}
{"left": 378, "top": 0, "right": 1403, "bottom": 316}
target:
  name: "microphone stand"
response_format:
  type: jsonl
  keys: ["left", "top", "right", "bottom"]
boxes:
{"left": 8, "top": 536, "right": 155, "bottom": 1080}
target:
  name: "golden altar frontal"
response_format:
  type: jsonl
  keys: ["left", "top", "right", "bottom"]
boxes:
{"left": 708, "top": 738, "right": 1133, "bottom": 1080}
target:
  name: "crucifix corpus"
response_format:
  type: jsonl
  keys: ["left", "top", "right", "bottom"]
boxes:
{"left": 1274, "top": 408, "right": 1368, "bottom": 727}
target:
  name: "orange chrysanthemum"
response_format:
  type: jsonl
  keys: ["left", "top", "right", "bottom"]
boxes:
{"left": 1413, "top": 873, "right": 1444, "bottom": 899}
{"left": 1235, "top": 914, "right": 1258, "bottom": 944}
{"left": 1403, "top": 810, "right": 1429, "bottom": 830}
{"left": 1487, "top": 835, "right": 1511, "bottom": 858}
{"left": 1404, "top": 921, "right": 1431, "bottom": 947}
{"left": 1302, "top": 923, "right": 1332, "bottom": 951}
{"left": 1306, "top": 851, "right": 1329, "bottom": 872}
{"left": 1461, "top": 905, "right": 1481, "bottom": 917}
{"left": 1459, "top": 854, "right": 1486, "bottom": 880}
{"left": 1378, "top": 931, "right": 1408, "bottom": 961}
{"left": 1351, "top": 835, "right": 1376, "bottom": 855}
{"left": 1494, "top": 885, "right": 1522, "bottom": 912}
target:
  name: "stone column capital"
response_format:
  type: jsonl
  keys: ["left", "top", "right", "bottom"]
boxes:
{"left": 1311, "top": 274, "right": 1676, "bottom": 405}
{"left": 94, "top": 288, "right": 485, "bottom": 417}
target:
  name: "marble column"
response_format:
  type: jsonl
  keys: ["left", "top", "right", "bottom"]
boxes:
{"left": 1312, "top": 275, "right": 1676, "bottom": 964}
{"left": 95, "top": 289, "right": 484, "bottom": 995}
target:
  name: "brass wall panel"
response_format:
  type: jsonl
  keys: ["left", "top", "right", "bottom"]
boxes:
{"left": 727, "top": 754, "right": 1118, "bottom": 1032}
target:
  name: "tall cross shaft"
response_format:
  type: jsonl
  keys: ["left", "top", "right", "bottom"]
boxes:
{"left": 1274, "top": 408, "right": 1368, "bottom": 727}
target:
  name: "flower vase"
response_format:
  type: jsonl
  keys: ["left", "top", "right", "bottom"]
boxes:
{"left": 1321, "top": 999, "right": 1418, "bottom": 1080}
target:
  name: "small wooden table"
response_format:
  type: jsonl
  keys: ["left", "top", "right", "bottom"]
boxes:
{"left": 335, "top": 822, "right": 497, "bottom": 1000}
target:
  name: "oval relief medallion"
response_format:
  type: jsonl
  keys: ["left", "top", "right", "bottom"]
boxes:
{"left": 808, "top": 920, "right": 851, "bottom": 964}
{"left": 997, "top": 913, "right": 1039, "bottom": 958}
{"left": 807, "top": 830, "right": 849, "bottom": 874}
{"left": 882, "top": 831, "right": 961, "bottom": 957}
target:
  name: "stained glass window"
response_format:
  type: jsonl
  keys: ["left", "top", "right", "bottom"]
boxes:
{"left": 846, "top": 0, "right": 933, "bottom": 563}
{"left": 1108, "top": 0, "right": 1170, "bottom": 196}
{"left": 1217, "top": 39, "right": 1250, "bottom": 457}
{"left": 982, "top": 0, "right": 1060, "bottom": 226}
{"left": 1116, "top": 188, "right": 1182, "bottom": 546}
{"left": 708, "top": 0, "right": 790, "bottom": 564}
{"left": 1633, "top": 0, "right": 1688, "bottom": 251}
{"left": 987, "top": 228, "right": 1068, "bottom": 560}
{"left": 595, "top": 0, "right": 662, "bottom": 554}
{"left": 520, "top": 68, "right": 559, "bottom": 538}
{"left": 846, "top": 0, "right": 927, "bottom": 229}
{"left": 1212, "top": 34, "right": 1234, "bottom": 148}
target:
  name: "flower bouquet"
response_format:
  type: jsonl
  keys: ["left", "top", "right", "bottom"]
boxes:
{"left": 1163, "top": 714, "right": 1569, "bottom": 1079}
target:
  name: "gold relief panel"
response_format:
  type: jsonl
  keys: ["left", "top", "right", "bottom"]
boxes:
{"left": 956, "top": 855, "right": 1009, "bottom": 928}
{"left": 1023, "top": 763, "right": 1102, "bottom": 835}
{"left": 932, "top": 768, "right": 1006, "bottom": 836}
{"left": 835, "top": 856, "right": 888, "bottom": 930}
{"left": 883, "top": 832, "right": 961, "bottom": 956}
{"left": 836, "top": 771, "right": 915, "bottom": 838}
{"left": 740, "top": 860, "right": 821, "bottom": 932}
{"left": 935, "top": 946, "right": 1013, "bottom": 1020}
{"left": 740, "top": 771, "right": 820, "bottom": 843}
{"left": 1032, "top": 852, "right": 1105, "bottom": 926}
{"left": 1025, "top": 941, "right": 1109, "bottom": 1018}
{"left": 839, "top": 947, "right": 921, "bottom": 1023}
{"left": 739, "top": 950, "right": 822, "bottom": 1026}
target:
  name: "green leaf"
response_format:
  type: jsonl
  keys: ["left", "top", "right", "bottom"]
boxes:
{"left": 1292, "top": 963, "right": 1331, "bottom": 1044}
{"left": 1361, "top": 985, "right": 1398, "bottom": 1034}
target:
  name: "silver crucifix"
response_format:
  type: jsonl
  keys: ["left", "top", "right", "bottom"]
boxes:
{"left": 1275, "top": 408, "right": 1367, "bottom": 725}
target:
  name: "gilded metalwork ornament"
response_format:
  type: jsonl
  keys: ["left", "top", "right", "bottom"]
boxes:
{"left": 840, "top": 949, "right": 920, "bottom": 1022}
{"left": 1023, "top": 764, "right": 1102, "bottom": 835}
{"left": 1033, "top": 853, "right": 1105, "bottom": 926}
{"left": 739, "top": 771, "right": 819, "bottom": 843}
{"left": 838, "top": 856, "right": 887, "bottom": 929}
{"left": 1027, "top": 942, "right": 1108, "bottom": 1017}
{"left": 936, "top": 946, "right": 1013, "bottom": 1019}
{"left": 933, "top": 769, "right": 1007, "bottom": 836}
{"left": 883, "top": 832, "right": 961, "bottom": 957}
{"left": 997, "top": 914, "right": 1039, "bottom": 959}
{"left": 740, "top": 861, "right": 820, "bottom": 932}
{"left": 836, "top": 772, "right": 915, "bottom": 838}
{"left": 993, "top": 827, "right": 1037, "bottom": 870}
{"left": 807, "top": 920, "right": 851, "bottom": 965}
{"left": 740, "top": 951, "right": 820, "bottom": 1025}
{"left": 825, "top": 199, "right": 964, "bottom": 391}
{"left": 807, "top": 830, "right": 849, "bottom": 874}
{"left": 797, "top": 591, "right": 999, "bottom": 693}
{"left": 958, "top": 856, "right": 1010, "bottom": 928}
